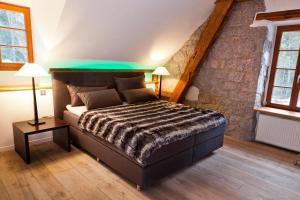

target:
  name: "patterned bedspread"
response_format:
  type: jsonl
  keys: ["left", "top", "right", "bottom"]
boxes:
{"left": 78, "top": 100, "right": 226, "bottom": 166}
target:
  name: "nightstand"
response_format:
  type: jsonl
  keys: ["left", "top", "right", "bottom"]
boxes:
{"left": 13, "top": 117, "right": 70, "bottom": 164}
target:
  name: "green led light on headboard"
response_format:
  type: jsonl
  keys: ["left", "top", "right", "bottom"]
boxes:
{"left": 41, "top": 59, "right": 156, "bottom": 85}
{"left": 45, "top": 59, "right": 155, "bottom": 71}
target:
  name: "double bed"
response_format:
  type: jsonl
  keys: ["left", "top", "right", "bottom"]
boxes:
{"left": 52, "top": 71, "right": 226, "bottom": 189}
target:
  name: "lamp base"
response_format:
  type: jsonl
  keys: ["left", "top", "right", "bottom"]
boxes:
{"left": 27, "top": 120, "right": 46, "bottom": 126}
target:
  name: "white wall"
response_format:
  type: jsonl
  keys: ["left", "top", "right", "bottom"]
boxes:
{"left": 0, "top": 89, "right": 54, "bottom": 151}
{"left": 0, "top": 1, "right": 55, "bottom": 151}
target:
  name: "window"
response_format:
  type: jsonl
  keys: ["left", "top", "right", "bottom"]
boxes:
{"left": 266, "top": 25, "right": 300, "bottom": 112}
{"left": 0, "top": 2, "right": 33, "bottom": 71}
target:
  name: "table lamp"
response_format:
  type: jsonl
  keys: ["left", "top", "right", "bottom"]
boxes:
{"left": 15, "top": 63, "right": 49, "bottom": 126}
{"left": 153, "top": 66, "right": 170, "bottom": 98}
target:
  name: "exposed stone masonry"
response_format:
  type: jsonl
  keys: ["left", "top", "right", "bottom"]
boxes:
{"left": 186, "top": 0, "right": 267, "bottom": 140}
{"left": 164, "top": 0, "right": 267, "bottom": 141}
{"left": 163, "top": 21, "right": 207, "bottom": 93}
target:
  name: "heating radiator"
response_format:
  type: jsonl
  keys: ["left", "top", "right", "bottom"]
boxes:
{"left": 256, "top": 114, "right": 300, "bottom": 152}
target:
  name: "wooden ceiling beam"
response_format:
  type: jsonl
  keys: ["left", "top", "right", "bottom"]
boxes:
{"left": 255, "top": 9, "right": 300, "bottom": 21}
{"left": 169, "top": 0, "right": 234, "bottom": 102}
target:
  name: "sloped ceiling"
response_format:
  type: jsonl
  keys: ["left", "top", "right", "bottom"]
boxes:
{"left": 4, "top": 0, "right": 300, "bottom": 68}
{"left": 31, "top": 0, "right": 214, "bottom": 66}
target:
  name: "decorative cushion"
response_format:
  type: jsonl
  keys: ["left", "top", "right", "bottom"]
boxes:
{"left": 67, "top": 85, "right": 107, "bottom": 106}
{"left": 77, "top": 89, "right": 122, "bottom": 110}
{"left": 122, "top": 88, "right": 158, "bottom": 104}
{"left": 114, "top": 76, "right": 146, "bottom": 98}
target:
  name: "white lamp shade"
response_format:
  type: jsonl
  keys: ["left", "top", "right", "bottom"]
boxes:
{"left": 15, "top": 63, "right": 48, "bottom": 77}
{"left": 153, "top": 66, "right": 170, "bottom": 76}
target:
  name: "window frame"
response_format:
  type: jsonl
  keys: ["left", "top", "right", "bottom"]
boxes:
{"left": 0, "top": 2, "right": 34, "bottom": 71}
{"left": 266, "top": 25, "right": 300, "bottom": 112}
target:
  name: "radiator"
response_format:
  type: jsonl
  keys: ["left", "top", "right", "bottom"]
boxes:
{"left": 255, "top": 114, "right": 300, "bottom": 152}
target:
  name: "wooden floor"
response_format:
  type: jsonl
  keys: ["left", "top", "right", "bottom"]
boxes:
{"left": 0, "top": 136, "right": 300, "bottom": 200}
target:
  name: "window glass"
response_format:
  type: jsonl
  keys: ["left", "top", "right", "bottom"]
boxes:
{"left": 0, "top": 28, "right": 27, "bottom": 46}
{"left": 1, "top": 47, "right": 28, "bottom": 63}
{"left": 0, "top": 3, "right": 32, "bottom": 69}
{"left": 271, "top": 87, "right": 292, "bottom": 106}
{"left": 280, "top": 31, "right": 300, "bottom": 50}
{"left": 276, "top": 51, "right": 298, "bottom": 69}
{"left": 274, "top": 69, "right": 295, "bottom": 87}
{"left": 268, "top": 26, "right": 300, "bottom": 111}
{"left": 0, "top": 9, "right": 25, "bottom": 29}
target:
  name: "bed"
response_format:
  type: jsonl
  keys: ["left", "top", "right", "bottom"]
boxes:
{"left": 52, "top": 71, "right": 226, "bottom": 189}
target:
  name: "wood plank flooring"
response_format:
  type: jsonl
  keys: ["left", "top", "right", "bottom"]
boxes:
{"left": 0, "top": 136, "right": 299, "bottom": 200}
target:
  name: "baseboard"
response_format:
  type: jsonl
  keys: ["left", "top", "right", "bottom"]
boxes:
{"left": 0, "top": 136, "right": 53, "bottom": 152}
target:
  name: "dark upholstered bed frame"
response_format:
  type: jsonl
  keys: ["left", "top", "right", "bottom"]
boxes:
{"left": 52, "top": 71, "right": 225, "bottom": 190}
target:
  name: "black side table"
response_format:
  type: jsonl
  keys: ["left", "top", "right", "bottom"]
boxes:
{"left": 13, "top": 117, "right": 70, "bottom": 164}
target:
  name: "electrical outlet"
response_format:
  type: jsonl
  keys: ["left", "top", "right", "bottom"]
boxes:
{"left": 40, "top": 90, "right": 46, "bottom": 96}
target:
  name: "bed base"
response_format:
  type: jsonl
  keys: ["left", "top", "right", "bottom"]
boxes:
{"left": 68, "top": 125, "right": 225, "bottom": 189}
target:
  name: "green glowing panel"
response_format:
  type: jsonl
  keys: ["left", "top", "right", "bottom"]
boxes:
{"left": 45, "top": 59, "right": 154, "bottom": 71}
{"left": 40, "top": 59, "right": 155, "bottom": 85}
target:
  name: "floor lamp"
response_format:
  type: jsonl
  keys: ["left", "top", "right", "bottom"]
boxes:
{"left": 15, "top": 63, "right": 49, "bottom": 126}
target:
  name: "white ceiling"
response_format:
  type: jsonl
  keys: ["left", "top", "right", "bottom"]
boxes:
{"left": 30, "top": 0, "right": 214, "bottom": 66}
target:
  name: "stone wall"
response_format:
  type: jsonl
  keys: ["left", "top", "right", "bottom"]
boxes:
{"left": 163, "top": 21, "right": 207, "bottom": 93}
{"left": 182, "top": 0, "right": 267, "bottom": 140}
{"left": 162, "top": 0, "right": 269, "bottom": 140}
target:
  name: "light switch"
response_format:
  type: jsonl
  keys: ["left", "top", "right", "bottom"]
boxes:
{"left": 40, "top": 90, "right": 46, "bottom": 96}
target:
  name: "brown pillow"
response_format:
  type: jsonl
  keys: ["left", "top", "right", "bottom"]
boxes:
{"left": 67, "top": 85, "right": 107, "bottom": 106}
{"left": 77, "top": 89, "right": 122, "bottom": 110}
{"left": 114, "top": 76, "right": 146, "bottom": 98}
{"left": 122, "top": 88, "right": 158, "bottom": 104}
